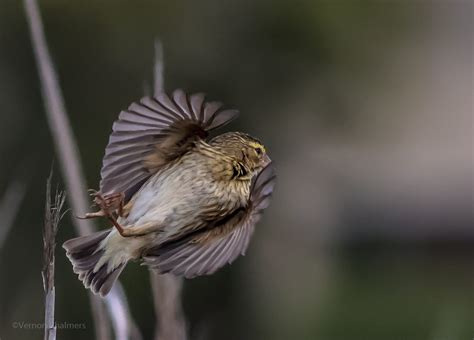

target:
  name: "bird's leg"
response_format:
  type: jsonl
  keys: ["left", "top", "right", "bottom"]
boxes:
{"left": 106, "top": 215, "right": 128, "bottom": 237}
{"left": 119, "top": 222, "right": 161, "bottom": 237}
{"left": 77, "top": 190, "right": 154, "bottom": 237}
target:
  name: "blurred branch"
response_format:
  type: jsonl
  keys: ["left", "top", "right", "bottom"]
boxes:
{"left": 42, "top": 171, "right": 66, "bottom": 340}
{"left": 106, "top": 283, "right": 143, "bottom": 340}
{"left": 151, "top": 272, "right": 187, "bottom": 340}
{"left": 23, "top": 0, "right": 92, "bottom": 234}
{"left": 0, "top": 179, "right": 27, "bottom": 250}
{"left": 150, "top": 39, "right": 187, "bottom": 340}
{"left": 23, "top": 1, "right": 140, "bottom": 339}
{"left": 153, "top": 40, "right": 164, "bottom": 95}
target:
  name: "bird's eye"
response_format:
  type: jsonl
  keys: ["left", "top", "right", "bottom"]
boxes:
{"left": 255, "top": 147, "right": 262, "bottom": 155}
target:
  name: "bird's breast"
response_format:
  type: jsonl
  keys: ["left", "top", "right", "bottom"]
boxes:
{"left": 122, "top": 154, "right": 250, "bottom": 238}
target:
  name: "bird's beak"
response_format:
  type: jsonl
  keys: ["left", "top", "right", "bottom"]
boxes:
{"left": 262, "top": 154, "right": 271, "bottom": 167}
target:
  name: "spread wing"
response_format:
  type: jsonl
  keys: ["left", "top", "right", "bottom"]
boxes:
{"left": 99, "top": 89, "right": 239, "bottom": 201}
{"left": 143, "top": 163, "right": 276, "bottom": 278}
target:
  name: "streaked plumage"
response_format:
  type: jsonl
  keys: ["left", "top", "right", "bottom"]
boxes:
{"left": 63, "top": 89, "right": 275, "bottom": 296}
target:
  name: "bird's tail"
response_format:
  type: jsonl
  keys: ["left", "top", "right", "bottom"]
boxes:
{"left": 63, "top": 229, "right": 127, "bottom": 297}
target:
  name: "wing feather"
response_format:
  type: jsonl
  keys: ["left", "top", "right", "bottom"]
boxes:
{"left": 190, "top": 93, "right": 205, "bottom": 121}
{"left": 208, "top": 109, "right": 239, "bottom": 130}
{"left": 99, "top": 89, "right": 239, "bottom": 200}
{"left": 172, "top": 89, "right": 193, "bottom": 119}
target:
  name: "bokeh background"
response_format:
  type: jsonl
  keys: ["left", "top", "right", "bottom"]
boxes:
{"left": 0, "top": 0, "right": 472, "bottom": 339}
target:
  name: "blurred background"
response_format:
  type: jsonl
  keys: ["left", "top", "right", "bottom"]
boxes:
{"left": 0, "top": 0, "right": 472, "bottom": 339}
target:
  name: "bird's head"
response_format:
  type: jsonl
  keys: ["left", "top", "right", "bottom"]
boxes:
{"left": 210, "top": 132, "right": 271, "bottom": 176}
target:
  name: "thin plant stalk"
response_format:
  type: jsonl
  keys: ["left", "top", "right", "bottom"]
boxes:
{"left": 150, "top": 39, "right": 187, "bottom": 340}
{"left": 151, "top": 271, "right": 187, "bottom": 340}
{"left": 23, "top": 1, "right": 140, "bottom": 339}
{"left": 43, "top": 171, "right": 66, "bottom": 340}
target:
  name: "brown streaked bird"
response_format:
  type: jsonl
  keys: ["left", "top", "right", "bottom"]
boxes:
{"left": 63, "top": 89, "right": 275, "bottom": 296}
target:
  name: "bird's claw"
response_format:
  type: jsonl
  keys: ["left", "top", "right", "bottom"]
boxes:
{"left": 75, "top": 211, "right": 106, "bottom": 220}
{"left": 93, "top": 192, "right": 123, "bottom": 211}
{"left": 88, "top": 189, "right": 99, "bottom": 197}
{"left": 80, "top": 190, "right": 126, "bottom": 219}
{"left": 78, "top": 190, "right": 127, "bottom": 238}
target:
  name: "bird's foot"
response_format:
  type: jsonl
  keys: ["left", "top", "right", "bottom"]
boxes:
{"left": 91, "top": 191, "right": 125, "bottom": 216}
{"left": 77, "top": 190, "right": 129, "bottom": 236}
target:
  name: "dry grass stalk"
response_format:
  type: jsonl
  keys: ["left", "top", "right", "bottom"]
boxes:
{"left": 43, "top": 171, "right": 66, "bottom": 340}
{"left": 151, "top": 271, "right": 187, "bottom": 340}
{"left": 150, "top": 39, "right": 187, "bottom": 340}
{"left": 23, "top": 0, "right": 140, "bottom": 339}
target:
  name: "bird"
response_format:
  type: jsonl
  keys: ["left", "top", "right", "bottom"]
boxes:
{"left": 62, "top": 89, "right": 276, "bottom": 297}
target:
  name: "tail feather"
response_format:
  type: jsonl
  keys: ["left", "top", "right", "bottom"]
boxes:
{"left": 63, "top": 229, "right": 126, "bottom": 297}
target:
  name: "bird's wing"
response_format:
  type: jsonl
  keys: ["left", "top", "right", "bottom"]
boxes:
{"left": 142, "top": 163, "right": 276, "bottom": 278}
{"left": 100, "top": 89, "right": 239, "bottom": 202}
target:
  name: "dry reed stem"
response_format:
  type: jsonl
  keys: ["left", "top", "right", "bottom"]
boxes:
{"left": 150, "top": 39, "right": 187, "bottom": 340}
{"left": 23, "top": 0, "right": 140, "bottom": 338}
{"left": 43, "top": 171, "right": 66, "bottom": 340}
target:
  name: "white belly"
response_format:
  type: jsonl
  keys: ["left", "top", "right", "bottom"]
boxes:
{"left": 120, "top": 158, "right": 248, "bottom": 240}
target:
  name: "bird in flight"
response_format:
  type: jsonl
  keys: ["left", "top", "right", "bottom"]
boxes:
{"left": 63, "top": 89, "right": 276, "bottom": 296}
